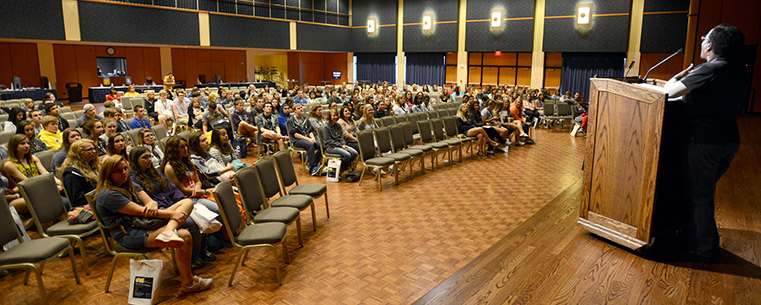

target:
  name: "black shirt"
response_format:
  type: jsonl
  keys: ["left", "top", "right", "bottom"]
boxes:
{"left": 680, "top": 56, "right": 747, "bottom": 144}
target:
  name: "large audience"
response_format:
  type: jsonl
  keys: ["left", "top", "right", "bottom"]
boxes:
{"left": 0, "top": 80, "right": 589, "bottom": 297}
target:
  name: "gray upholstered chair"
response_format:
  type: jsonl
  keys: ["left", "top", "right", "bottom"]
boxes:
{"left": 417, "top": 120, "right": 451, "bottom": 169}
{"left": 151, "top": 123, "right": 168, "bottom": 141}
{"left": 272, "top": 150, "right": 329, "bottom": 217}
{"left": 0, "top": 196, "right": 81, "bottom": 305}
{"left": 356, "top": 129, "right": 395, "bottom": 190}
{"left": 432, "top": 118, "right": 463, "bottom": 163}
{"left": 212, "top": 180, "right": 288, "bottom": 285}
{"left": 85, "top": 191, "right": 177, "bottom": 292}
{"left": 373, "top": 127, "right": 411, "bottom": 185}
{"left": 316, "top": 125, "right": 343, "bottom": 170}
{"left": 233, "top": 166, "right": 303, "bottom": 247}
{"left": 284, "top": 123, "right": 309, "bottom": 173}
{"left": 253, "top": 157, "right": 318, "bottom": 231}
{"left": 18, "top": 173, "right": 98, "bottom": 275}
{"left": 389, "top": 124, "right": 425, "bottom": 177}
{"left": 400, "top": 122, "right": 434, "bottom": 172}
{"left": 33, "top": 150, "right": 57, "bottom": 173}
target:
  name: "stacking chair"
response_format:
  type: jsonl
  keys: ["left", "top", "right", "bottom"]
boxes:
{"left": 444, "top": 116, "right": 476, "bottom": 158}
{"left": 381, "top": 116, "right": 396, "bottom": 127}
{"left": 18, "top": 173, "right": 98, "bottom": 275}
{"left": 417, "top": 120, "right": 450, "bottom": 169}
{"left": 542, "top": 100, "right": 556, "bottom": 129}
{"left": 432, "top": 118, "right": 464, "bottom": 162}
{"left": 273, "top": 151, "right": 329, "bottom": 218}
{"left": 428, "top": 111, "right": 440, "bottom": 120}
{"left": 356, "top": 129, "right": 395, "bottom": 190}
{"left": 316, "top": 125, "right": 343, "bottom": 171}
{"left": 212, "top": 181, "right": 288, "bottom": 285}
{"left": 0, "top": 196, "right": 81, "bottom": 305}
{"left": 400, "top": 122, "right": 434, "bottom": 171}
{"left": 151, "top": 124, "right": 168, "bottom": 141}
{"left": 59, "top": 106, "right": 72, "bottom": 113}
{"left": 121, "top": 97, "right": 134, "bottom": 117}
{"left": 373, "top": 127, "right": 411, "bottom": 184}
{"left": 389, "top": 124, "right": 425, "bottom": 177}
{"left": 73, "top": 109, "right": 85, "bottom": 118}
{"left": 60, "top": 112, "right": 77, "bottom": 121}
{"left": 447, "top": 107, "right": 458, "bottom": 116}
{"left": 555, "top": 102, "right": 574, "bottom": 130}
{"left": 233, "top": 166, "right": 303, "bottom": 247}
{"left": 128, "top": 128, "right": 142, "bottom": 147}
{"left": 33, "top": 150, "right": 57, "bottom": 173}
{"left": 437, "top": 109, "right": 449, "bottom": 119}
{"left": 0, "top": 131, "right": 14, "bottom": 145}
{"left": 85, "top": 191, "right": 177, "bottom": 292}
{"left": 284, "top": 123, "right": 308, "bottom": 173}
{"left": 253, "top": 158, "right": 318, "bottom": 231}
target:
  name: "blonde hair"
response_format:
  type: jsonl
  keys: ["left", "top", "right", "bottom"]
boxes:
{"left": 60, "top": 139, "right": 100, "bottom": 186}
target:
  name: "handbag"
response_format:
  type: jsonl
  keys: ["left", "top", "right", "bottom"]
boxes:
{"left": 130, "top": 217, "right": 169, "bottom": 230}
{"left": 231, "top": 159, "right": 247, "bottom": 171}
{"left": 232, "top": 137, "right": 248, "bottom": 159}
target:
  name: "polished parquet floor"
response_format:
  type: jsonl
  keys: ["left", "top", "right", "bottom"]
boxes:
{"left": 2, "top": 112, "right": 759, "bottom": 305}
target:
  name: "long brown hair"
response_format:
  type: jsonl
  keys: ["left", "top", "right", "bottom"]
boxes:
{"left": 60, "top": 128, "right": 81, "bottom": 153}
{"left": 107, "top": 133, "right": 129, "bottom": 160}
{"left": 96, "top": 155, "right": 137, "bottom": 199}
{"left": 210, "top": 127, "right": 234, "bottom": 156}
{"left": 7, "top": 134, "right": 33, "bottom": 164}
{"left": 129, "top": 146, "right": 168, "bottom": 195}
{"left": 187, "top": 131, "right": 207, "bottom": 157}
{"left": 160, "top": 136, "right": 193, "bottom": 184}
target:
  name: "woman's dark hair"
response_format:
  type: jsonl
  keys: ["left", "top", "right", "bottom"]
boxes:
{"left": 8, "top": 107, "right": 26, "bottom": 126}
{"left": 210, "top": 127, "right": 234, "bottom": 156}
{"left": 7, "top": 134, "right": 32, "bottom": 163}
{"left": 130, "top": 146, "right": 168, "bottom": 195}
{"left": 708, "top": 24, "right": 745, "bottom": 61}
{"left": 15, "top": 120, "right": 32, "bottom": 136}
{"left": 61, "top": 128, "right": 81, "bottom": 152}
{"left": 107, "top": 133, "right": 129, "bottom": 159}
{"left": 83, "top": 119, "right": 98, "bottom": 136}
{"left": 160, "top": 136, "right": 192, "bottom": 184}
{"left": 469, "top": 102, "right": 482, "bottom": 122}
{"left": 187, "top": 131, "right": 207, "bottom": 157}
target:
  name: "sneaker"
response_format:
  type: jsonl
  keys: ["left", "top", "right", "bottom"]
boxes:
{"left": 515, "top": 142, "right": 525, "bottom": 146}
{"left": 181, "top": 276, "right": 213, "bottom": 293}
{"left": 519, "top": 133, "right": 530, "bottom": 138}
{"left": 155, "top": 229, "right": 184, "bottom": 248}
{"left": 310, "top": 166, "right": 321, "bottom": 176}
{"left": 525, "top": 139, "right": 536, "bottom": 145}
{"left": 200, "top": 251, "right": 216, "bottom": 262}
{"left": 191, "top": 258, "right": 206, "bottom": 270}
{"left": 486, "top": 149, "right": 495, "bottom": 156}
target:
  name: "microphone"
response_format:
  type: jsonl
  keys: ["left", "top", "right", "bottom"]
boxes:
{"left": 624, "top": 60, "right": 636, "bottom": 82}
{"left": 643, "top": 48, "right": 684, "bottom": 81}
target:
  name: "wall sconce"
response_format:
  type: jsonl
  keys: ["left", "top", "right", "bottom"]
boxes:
{"left": 490, "top": 8, "right": 505, "bottom": 32}
{"left": 367, "top": 17, "right": 377, "bottom": 35}
{"left": 576, "top": 3, "right": 593, "bottom": 28}
{"left": 422, "top": 13, "right": 434, "bottom": 34}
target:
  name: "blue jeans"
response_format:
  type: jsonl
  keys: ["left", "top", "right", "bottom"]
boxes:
{"left": 327, "top": 146, "right": 358, "bottom": 172}
{"left": 292, "top": 138, "right": 322, "bottom": 169}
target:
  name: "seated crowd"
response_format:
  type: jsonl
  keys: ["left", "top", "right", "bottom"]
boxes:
{"left": 0, "top": 81, "right": 587, "bottom": 299}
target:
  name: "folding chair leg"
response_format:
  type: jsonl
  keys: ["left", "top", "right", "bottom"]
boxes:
{"left": 323, "top": 193, "right": 330, "bottom": 218}
{"left": 275, "top": 245, "right": 284, "bottom": 285}
{"left": 68, "top": 246, "right": 81, "bottom": 284}
{"left": 281, "top": 237, "right": 289, "bottom": 265}
{"left": 296, "top": 217, "right": 303, "bottom": 247}
{"left": 105, "top": 256, "right": 119, "bottom": 292}
{"left": 310, "top": 203, "right": 317, "bottom": 231}
{"left": 75, "top": 238, "right": 90, "bottom": 275}
{"left": 31, "top": 266, "right": 48, "bottom": 305}
{"left": 358, "top": 167, "right": 367, "bottom": 186}
{"left": 229, "top": 250, "right": 245, "bottom": 286}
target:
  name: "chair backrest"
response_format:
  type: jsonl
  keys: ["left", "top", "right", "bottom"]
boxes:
{"left": 33, "top": 150, "right": 57, "bottom": 173}
{"left": 428, "top": 111, "right": 439, "bottom": 119}
{"left": 131, "top": 96, "right": 145, "bottom": 108}
{"left": 85, "top": 190, "right": 118, "bottom": 255}
{"left": 373, "top": 127, "right": 393, "bottom": 153}
{"left": 316, "top": 125, "right": 330, "bottom": 155}
{"left": 447, "top": 107, "right": 458, "bottom": 116}
{"left": 543, "top": 101, "right": 555, "bottom": 116}
{"left": 408, "top": 113, "right": 421, "bottom": 134}
{"left": 357, "top": 129, "right": 377, "bottom": 161}
{"left": 252, "top": 157, "right": 284, "bottom": 199}
{"left": 431, "top": 119, "right": 447, "bottom": 141}
{"left": 159, "top": 137, "right": 169, "bottom": 151}
{"left": 121, "top": 97, "right": 134, "bottom": 111}
{"left": 415, "top": 111, "right": 428, "bottom": 121}
{"left": 400, "top": 122, "right": 415, "bottom": 147}
{"left": 417, "top": 120, "right": 434, "bottom": 143}
{"left": 129, "top": 128, "right": 142, "bottom": 146}
{"left": 0, "top": 131, "right": 14, "bottom": 145}
{"left": 178, "top": 131, "right": 191, "bottom": 140}
{"left": 0, "top": 195, "right": 21, "bottom": 246}
{"left": 232, "top": 166, "right": 269, "bottom": 216}
{"left": 443, "top": 117, "right": 459, "bottom": 138}
{"left": 0, "top": 114, "right": 8, "bottom": 125}
{"left": 381, "top": 117, "right": 395, "bottom": 127}
{"left": 557, "top": 103, "right": 571, "bottom": 116}
{"left": 212, "top": 180, "right": 245, "bottom": 240}
{"left": 273, "top": 150, "right": 298, "bottom": 188}
{"left": 437, "top": 109, "right": 449, "bottom": 118}
{"left": 389, "top": 125, "right": 406, "bottom": 152}
{"left": 152, "top": 124, "right": 168, "bottom": 141}
{"left": 61, "top": 112, "right": 77, "bottom": 121}
{"left": 18, "top": 173, "right": 65, "bottom": 228}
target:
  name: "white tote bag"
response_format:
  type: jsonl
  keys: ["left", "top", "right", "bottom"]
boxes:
{"left": 189, "top": 203, "right": 222, "bottom": 234}
{"left": 2, "top": 206, "right": 31, "bottom": 251}
{"left": 128, "top": 259, "right": 163, "bottom": 305}
{"left": 326, "top": 158, "right": 341, "bottom": 182}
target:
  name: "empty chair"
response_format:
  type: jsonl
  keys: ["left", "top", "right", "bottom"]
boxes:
{"left": 253, "top": 158, "right": 318, "bottom": 231}
{"left": 273, "top": 150, "right": 329, "bottom": 218}
{"left": 400, "top": 122, "right": 434, "bottom": 171}
{"left": 373, "top": 127, "right": 411, "bottom": 184}
{"left": 417, "top": 120, "right": 450, "bottom": 169}
{"left": 428, "top": 111, "right": 440, "bottom": 119}
{"left": 233, "top": 166, "right": 303, "bottom": 247}
{"left": 381, "top": 116, "right": 396, "bottom": 127}
{"left": 432, "top": 118, "right": 463, "bottom": 163}
{"left": 0, "top": 131, "right": 14, "bottom": 145}
{"left": 18, "top": 173, "right": 98, "bottom": 275}
{"left": 212, "top": 180, "right": 288, "bottom": 285}
{"left": 355, "top": 129, "right": 395, "bottom": 190}
{"left": 60, "top": 112, "right": 77, "bottom": 121}
{"left": 437, "top": 109, "right": 449, "bottom": 119}
{"left": 0, "top": 196, "right": 81, "bottom": 304}
{"left": 152, "top": 124, "right": 168, "bottom": 141}
{"left": 73, "top": 109, "right": 85, "bottom": 119}
{"left": 390, "top": 124, "right": 425, "bottom": 177}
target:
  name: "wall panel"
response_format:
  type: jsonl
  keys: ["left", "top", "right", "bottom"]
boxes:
{"left": 351, "top": 0, "right": 398, "bottom": 53}
{"left": 0, "top": 43, "right": 41, "bottom": 88}
{"left": 297, "top": 24, "right": 350, "bottom": 52}
{"left": 465, "top": 0, "right": 535, "bottom": 52}
{"left": 543, "top": 0, "right": 631, "bottom": 52}
{"left": 79, "top": 1, "right": 200, "bottom": 45}
{"left": 0, "top": 0, "right": 65, "bottom": 40}
{"left": 403, "top": 0, "right": 459, "bottom": 52}
{"left": 640, "top": 0, "right": 690, "bottom": 53}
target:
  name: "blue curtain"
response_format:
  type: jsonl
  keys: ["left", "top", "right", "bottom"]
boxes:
{"left": 560, "top": 52, "right": 625, "bottom": 100}
{"left": 356, "top": 53, "right": 396, "bottom": 84}
{"left": 405, "top": 52, "right": 445, "bottom": 86}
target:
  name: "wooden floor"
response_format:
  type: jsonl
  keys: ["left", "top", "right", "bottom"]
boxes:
{"left": 1, "top": 112, "right": 758, "bottom": 304}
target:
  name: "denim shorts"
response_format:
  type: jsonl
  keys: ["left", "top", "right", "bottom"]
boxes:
{"left": 118, "top": 228, "right": 151, "bottom": 250}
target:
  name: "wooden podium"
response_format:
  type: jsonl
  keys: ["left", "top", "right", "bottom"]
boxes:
{"left": 578, "top": 78, "right": 688, "bottom": 250}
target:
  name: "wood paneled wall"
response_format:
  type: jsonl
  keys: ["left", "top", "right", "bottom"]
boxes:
{"left": 287, "top": 52, "right": 348, "bottom": 86}
{"left": 0, "top": 43, "right": 41, "bottom": 88}
{"left": 171, "top": 48, "right": 247, "bottom": 86}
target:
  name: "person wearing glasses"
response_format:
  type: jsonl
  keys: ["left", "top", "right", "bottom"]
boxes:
{"left": 61, "top": 139, "right": 100, "bottom": 208}
{"left": 654, "top": 24, "right": 747, "bottom": 263}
